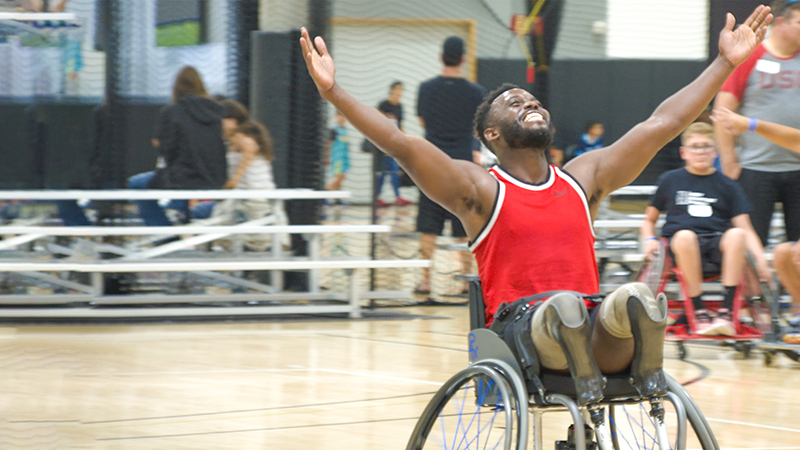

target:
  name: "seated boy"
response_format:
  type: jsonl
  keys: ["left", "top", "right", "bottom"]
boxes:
{"left": 640, "top": 122, "right": 771, "bottom": 336}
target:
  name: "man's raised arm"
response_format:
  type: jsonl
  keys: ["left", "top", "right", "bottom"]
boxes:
{"left": 298, "top": 28, "right": 494, "bottom": 231}
{"left": 568, "top": 5, "right": 771, "bottom": 202}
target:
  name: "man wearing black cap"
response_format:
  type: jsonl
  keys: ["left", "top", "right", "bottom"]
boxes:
{"left": 414, "top": 35, "right": 487, "bottom": 295}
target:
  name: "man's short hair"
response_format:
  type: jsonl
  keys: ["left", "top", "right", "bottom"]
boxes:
{"left": 473, "top": 83, "right": 520, "bottom": 153}
{"left": 442, "top": 36, "right": 465, "bottom": 67}
{"left": 681, "top": 122, "right": 716, "bottom": 146}
{"left": 771, "top": 0, "right": 800, "bottom": 18}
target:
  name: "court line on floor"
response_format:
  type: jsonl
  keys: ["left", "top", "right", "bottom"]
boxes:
{"left": 43, "top": 365, "right": 800, "bottom": 441}
{"left": 315, "top": 332, "right": 466, "bottom": 352}
{"left": 73, "top": 367, "right": 800, "bottom": 437}
{"left": 318, "top": 368, "right": 444, "bottom": 386}
{"left": 716, "top": 447, "right": 800, "bottom": 450}
{"left": 78, "top": 391, "right": 435, "bottom": 425}
{"left": 96, "top": 416, "right": 423, "bottom": 441}
{"left": 73, "top": 367, "right": 312, "bottom": 377}
{"left": 704, "top": 417, "right": 800, "bottom": 434}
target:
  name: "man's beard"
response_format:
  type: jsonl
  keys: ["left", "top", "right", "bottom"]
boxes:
{"left": 499, "top": 119, "right": 555, "bottom": 150}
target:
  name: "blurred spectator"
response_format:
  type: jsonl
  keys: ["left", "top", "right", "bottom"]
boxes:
{"left": 640, "top": 123, "right": 769, "bottom": 336}
{"left": 18, "top": 0, "right": 68, "bottom": 12}
{"left": 712, "top": 106, "right": 800, "bottom": 321}
{"left": 415, "top": 35, "right": 486, "bottom": 294}
{"left": 571, "top": 120, "right": 605, "bottom": 159}
{"left": 547, "top": 146, "right": 564, "bottom": 168}
{"left": 190, "top": 97, "right": 252, "bottom": 219}
{"left": 713, "top": 0, "right": 800, "bottom": 246}
{"left": 129, "top": 66, "right": 227, "bottom": 226}
{"left": 215, "top": 121, "right": 285, "bottom": 251}
{"left": 375, "top": 81, "right": 412, "bottom": 207}
{"left": 325, "top": 111, "right": 350, "bottom": 193}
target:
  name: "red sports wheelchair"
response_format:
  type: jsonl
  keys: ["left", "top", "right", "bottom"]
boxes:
{"left": 636, "top": 238, "right": 773, "bottom": 360}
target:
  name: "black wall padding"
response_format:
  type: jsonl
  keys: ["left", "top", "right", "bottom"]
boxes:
{"left": 0, "top": 103, "right": 40, "bottom": 189}
{"left": 118, "top": 102, "right": 165, "bottom": 181}
{"left": 103, "top": 0, "right": 127, "bottom": 190}
{"left": 250, "top": 31, "right": 294, "bottom": 190}
{"left": 477, "top": 58, "right": 532, "bottom": 93}
{"left": 228, "top": 0, "right": 259, "bottom": 108}
{"left": 286, "top": 28, "right": 325, "bottom": 218}
{"left": 548, "top": 59, "right": 707, "bottom": 185}
{"left": 0, "top": 100, "right": 165, "bottom": 190}
{"left": 250, "top": 30, "right": 324, "bottom": 217}
{"left": 32, "top": 101, "right": 97, "bottom": 189}
{"left": 708, "top": 1, "right": 762, "bottom": 65}
{"left": 528, "top": 0, "right": 564, "bottom": 106}
{"left": 250, "top": 28, "right": 327, "bottom": 290}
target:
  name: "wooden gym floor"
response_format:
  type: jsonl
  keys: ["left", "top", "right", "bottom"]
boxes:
{"left": 1, "top": 304, "right": 799, "bottom": 449}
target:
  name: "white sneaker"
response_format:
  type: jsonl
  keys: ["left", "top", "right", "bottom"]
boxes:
{"left": 694, "top": 310, "right": 716, "bottom": 335}
{"left": 706, "top": 309, "right": 736, "bottom": 337}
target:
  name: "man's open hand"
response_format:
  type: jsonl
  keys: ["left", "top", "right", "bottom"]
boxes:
{"left": 718, "top": 5, "right": 772, "bottom": 67}
{"left": 299, "top": 27, "right": 336, "bottom": 95}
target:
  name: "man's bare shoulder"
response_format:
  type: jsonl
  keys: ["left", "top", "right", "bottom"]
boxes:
{"left": 562, "top": 148, "right": 607, "bottom": 195}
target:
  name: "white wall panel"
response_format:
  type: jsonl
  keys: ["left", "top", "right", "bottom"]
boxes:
{"left": 606, "top": 0, "right": 708, "bottom": 60}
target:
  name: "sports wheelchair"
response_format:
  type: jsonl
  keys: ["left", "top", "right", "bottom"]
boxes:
{"left": 636, "top": 239, "right": 773, "bottom": 360}
{"left": 406, "top": 280, "right": 719, "bottom": 450}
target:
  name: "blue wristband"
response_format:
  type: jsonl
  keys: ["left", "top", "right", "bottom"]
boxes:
{"left": 748, "top": 117, "right": 758, "bottom": 132}
{"left": 645, "top": 237, "right": 658, "bottom": 242}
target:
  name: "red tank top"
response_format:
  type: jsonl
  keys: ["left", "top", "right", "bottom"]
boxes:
{"left": 470, "top": 165, "right": 599, "bottom": 326}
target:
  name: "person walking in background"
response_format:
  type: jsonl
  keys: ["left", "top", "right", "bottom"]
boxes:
{"left": 414, "top": 35, "right": 486, "bottom": 294}
{"left": 375, "top": 81, "right": 412, "bottom": 207}
{"left": 129, "top": 66, "right": 227, "bottom": 226}
{"left": 713, "top": 0, "right": 800, "bottom": 247}
{"left": 325, "top": 111, "right": 350, "bottom": 193}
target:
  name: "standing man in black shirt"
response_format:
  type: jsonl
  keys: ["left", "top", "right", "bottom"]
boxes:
{"left": 414, "top": 36, "right": 486, "bottom": 295}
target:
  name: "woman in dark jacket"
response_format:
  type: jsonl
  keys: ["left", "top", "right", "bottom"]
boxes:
{"left": 129, "top": 66, "right": 227, "bottom": 226}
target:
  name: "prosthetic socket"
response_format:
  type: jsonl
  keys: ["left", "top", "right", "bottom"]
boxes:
{"left": 531, "top": 283, "right": 668, "bottom": 404}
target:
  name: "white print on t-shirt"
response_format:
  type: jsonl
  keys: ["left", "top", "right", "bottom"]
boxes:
{"left": 755, "top": 59, "right": 780, "bottom": 74}
{"left": 676, "top": 190, "right": 718, "bottom": 218}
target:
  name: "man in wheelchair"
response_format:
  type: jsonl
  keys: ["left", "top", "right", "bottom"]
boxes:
{"left": 300, "top": 5, "right": 772, "bottom": 408}
{"left": 640, "top": 122, "right": 770, "bottom": 336}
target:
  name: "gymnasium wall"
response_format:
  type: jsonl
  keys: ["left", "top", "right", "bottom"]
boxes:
{"left": 0, "top": 0, "right": 759, "bottom": 190}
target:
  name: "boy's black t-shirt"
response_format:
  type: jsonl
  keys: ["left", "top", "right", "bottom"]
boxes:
{"left": 650, "top": 168, "right": 752, "bottom": 239}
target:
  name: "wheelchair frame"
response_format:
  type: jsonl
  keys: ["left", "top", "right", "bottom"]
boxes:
{"left": 406, "top": 280, "right": 720, "bottom": 450}
{"left": 638, "top": 239, "right": 772, "bottom": 360}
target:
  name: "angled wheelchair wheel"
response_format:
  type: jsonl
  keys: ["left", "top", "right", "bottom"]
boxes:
{"left": 608, "top": 394, "right": 688, "bottom": 450}
{"left": 740, "top": 254, "right": 777, "bottom": 336}
{"left": 603, "top": 374, "right": 718, "bottom": 450}
{"left": 636, "top": 240, "right": 668, "bottom": 296}
{"left": 407, "top": 361, "right": 526, "bottom": 450}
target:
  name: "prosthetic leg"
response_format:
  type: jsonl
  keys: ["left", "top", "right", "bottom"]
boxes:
{"left": 532, "top": 293, "right": 605, "bottom": 405}
{"left": 600, "top": 283, "right": 669, "bottom": 398}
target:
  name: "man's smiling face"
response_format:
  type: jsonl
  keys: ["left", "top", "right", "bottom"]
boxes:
{"left": 490, "top": 88, "right": 554, "bottom": 151}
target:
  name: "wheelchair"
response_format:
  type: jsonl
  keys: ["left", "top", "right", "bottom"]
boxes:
{"left": 636, "top": 239, "right": 773, "bottom": 360}
{"left": 406, "top": 280, "right": 719, "bottom": 450}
